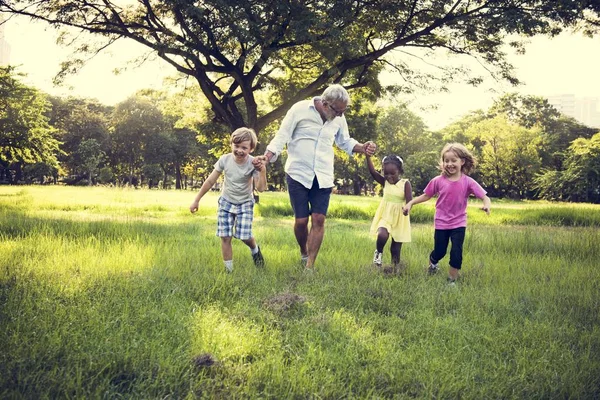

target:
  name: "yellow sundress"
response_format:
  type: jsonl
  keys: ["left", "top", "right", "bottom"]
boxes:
{"left": 370, "top": 179, "right": 411, "bottom": 242}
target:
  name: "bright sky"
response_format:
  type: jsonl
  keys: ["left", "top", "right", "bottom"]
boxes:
{"left": 3, "top": 16, "right": 600, "bottom": 130}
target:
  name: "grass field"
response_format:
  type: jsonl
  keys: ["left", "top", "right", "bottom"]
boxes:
{"left": 1, "top": 186, "right": 599, "bottom": 398}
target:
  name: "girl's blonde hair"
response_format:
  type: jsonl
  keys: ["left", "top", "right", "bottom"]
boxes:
{"left": 440, "top": 143, "right": 476, "bottom": 175}
{"left": 231, "top": 127, "right": 258, "bottom": 149}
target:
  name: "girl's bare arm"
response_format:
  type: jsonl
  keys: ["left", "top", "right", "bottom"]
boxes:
{"left": 366, "top": 155, "right": 385, "bottom": 186}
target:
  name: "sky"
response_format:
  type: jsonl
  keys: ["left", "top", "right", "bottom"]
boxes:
{"left": 3, "top": 16, "right": 600, "bottom": 130}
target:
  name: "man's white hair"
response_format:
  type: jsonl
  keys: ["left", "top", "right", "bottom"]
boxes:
{"left": 321, "top": 84, "right": 350, "bottom": 104}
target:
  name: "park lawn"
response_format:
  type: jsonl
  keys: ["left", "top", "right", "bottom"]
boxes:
{"left": 1, "top": 186, "right": 599, "bottom": 398}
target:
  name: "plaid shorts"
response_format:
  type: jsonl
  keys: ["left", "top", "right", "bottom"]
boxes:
{"left": 216, "top": 197, "right": 255, "bottom": 240}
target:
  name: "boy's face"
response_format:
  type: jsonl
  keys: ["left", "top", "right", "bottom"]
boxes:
{"left": 231, "top": 139, "right": 254, "bottom": 163}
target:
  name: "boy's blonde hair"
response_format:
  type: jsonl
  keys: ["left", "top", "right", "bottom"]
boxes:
{"left": 440, "top": 143, "right": 476, "bottom": 175}
{"left": 231, "top": 127, "right": 258, "bottom": 149}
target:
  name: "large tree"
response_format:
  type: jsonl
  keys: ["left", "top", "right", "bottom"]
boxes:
{"left": 1, "top": 0, "right": 598, "bottom": 133}
{"left": 0, "top": 66, "right": 61, "bottom": 183}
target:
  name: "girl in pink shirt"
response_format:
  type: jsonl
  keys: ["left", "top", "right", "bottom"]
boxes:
{"left": 402, "top": 143, "right": 491, "bottom": 284}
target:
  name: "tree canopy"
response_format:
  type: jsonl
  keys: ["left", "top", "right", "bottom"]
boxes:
{"left": 2, "top": 0, "right": 599, "bottom": 132}
{"left": 0, "top": 66, "right": 60, "bottom": 182}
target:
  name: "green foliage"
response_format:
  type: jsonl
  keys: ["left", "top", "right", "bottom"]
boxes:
{"left": 0, "top": 66, "right": 61, "bottom": 176}
{"left": 1, "top": 187, "right": 599, "bottom": 398}
{"left": 48, "top": 96, "right": 112, "bottom": 177}
{"left": 77, "top": 139, "right": 105, "bottom": 185}
{"left": 2, "top": 1, "right": 599, "bottom": 131}
{"left": 468, "top": 115, "right": 542, "bottom": 198}
{"left": 535, "top": 133, "right": 600, "bottom": 203}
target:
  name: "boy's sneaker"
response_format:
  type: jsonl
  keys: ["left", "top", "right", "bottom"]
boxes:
{"left": 373, "top": 250, "right": 383, "bottom": 267}
{"left": 447, "top": 278, "right": 457, "bottom": 286}
{"left": 428, "top": 260, "right": 439, "bottom": 275}
{"left": 252, "top": 246, "right": 265, "bottom": 267}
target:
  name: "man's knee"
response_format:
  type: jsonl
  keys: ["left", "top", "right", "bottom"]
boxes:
{"left": 311, "top": 213, "right": 326, "bottom": 228}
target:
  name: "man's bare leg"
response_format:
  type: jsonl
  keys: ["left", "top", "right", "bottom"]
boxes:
{"left": 306, "top": 213, "right": 326, "bottom": 269}
{"left": 294, "top": 217, "right": 309, "bottom": 261}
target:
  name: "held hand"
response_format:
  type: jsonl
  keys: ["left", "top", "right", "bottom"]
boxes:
{"left": 481, "top": 206, "right": 490, "bottom": 215}
{"left": 402, "top": 204, "right": 411, "bottom": 216}
{"left": 364, "top": 141, "right": 377, "bottom": 156}
{"left": 190, "top": 202, "right": 199, "bottom": 214}
{"left": 252, "top": 155, "right": 267, "bottom": 170}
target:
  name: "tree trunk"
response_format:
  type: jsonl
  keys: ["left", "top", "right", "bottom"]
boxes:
{"left": 175, "top": 163, "right": 182, "bottom": 190}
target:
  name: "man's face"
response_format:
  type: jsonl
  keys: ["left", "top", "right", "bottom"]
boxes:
{"left": 322, "top": 99, "right": 348, "bottom": 121}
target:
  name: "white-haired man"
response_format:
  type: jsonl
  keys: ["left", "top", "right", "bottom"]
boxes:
{"left": 258, "top": 84, "right": 377, "bottom": 270}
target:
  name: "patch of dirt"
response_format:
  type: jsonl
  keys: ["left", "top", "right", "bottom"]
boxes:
{"left": 263, "top": 292, "right": 306, "bottom": 314}
{"left": 381, "top": 261, "right": 407, "bottom": 277}
{"left": 192, "top": 353, "right": 218, "bottom": 369}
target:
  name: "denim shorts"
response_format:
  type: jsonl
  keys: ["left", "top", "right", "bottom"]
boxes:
{"left": 216, "top": 197, "right": 254, "bottom": 240}
{"left": 286, "top": 174, "right": 332, "bottom": 218}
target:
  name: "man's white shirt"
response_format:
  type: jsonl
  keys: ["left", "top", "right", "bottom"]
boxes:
{"left": 266, "top": 98, "right": 358, "bottom": 189}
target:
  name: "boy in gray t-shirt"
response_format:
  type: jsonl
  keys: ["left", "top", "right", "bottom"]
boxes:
{"left": 190, "top": 127, "right": 267, "bottom": 272}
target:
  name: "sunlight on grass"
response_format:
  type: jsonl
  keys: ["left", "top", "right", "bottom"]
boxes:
{"left": 1, "top": 186, "right": 599, "bottom": 398}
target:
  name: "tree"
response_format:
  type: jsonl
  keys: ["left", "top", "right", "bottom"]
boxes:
{"left": 0, "top": 66, "right": 61, "bottom": 183}
{"left": 487, "top": 93, "right": 597, "bottom": 168}
{"left": 77, "top": 139, "right": 105, "bottom": 185}
{"left": 535, "top": 133, "right": 600, "bottom": 203}
{"left": 48, "top": 96, "right": 112, "bottom": 178}
{"left": 467, "top": 115, "right": 542, "bottom": 198}
{"left": 2, "top": 1, "right": 598, "bottom": 134}
{"left": 110, "top": 95, "right": 166, "bottom": 185}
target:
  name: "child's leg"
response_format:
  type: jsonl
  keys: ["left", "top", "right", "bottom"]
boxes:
{"left": 430, "top": 229, "right": 451, "bottom": 264}
{"left": 221, "top": 236, "right": 233, "bottom": 260}
{"left": 376, "top": 228, "right": 390, "bottom": 253}
{"left": 241, "top": 237, "right": 257, "bottom": 250}
{"left": 221, "top": 236, "right": 234, "bottom": 272}
{"left": 448, "top": 227, "right": 466, "bottom": 280}
{"left": 236, "top": 202, "right": 264, "bottom": 266}
{"left": 390, "top": 239, "right": 402, "bottom": 265}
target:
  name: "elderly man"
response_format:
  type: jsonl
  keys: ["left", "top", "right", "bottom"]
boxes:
{"left": 260, "top": 84, "right": 376, "bottom": 270}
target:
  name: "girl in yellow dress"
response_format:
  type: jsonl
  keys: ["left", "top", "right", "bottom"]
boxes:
{"left": 366, "top": 154, "right": 412, "bottom": 268}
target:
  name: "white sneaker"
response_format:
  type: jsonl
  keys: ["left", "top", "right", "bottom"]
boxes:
{"left": 428, "top": 260, "right": 439, "bottom": 275}
{"left": 373, "top": 250, "right": 382, "bottom": 267}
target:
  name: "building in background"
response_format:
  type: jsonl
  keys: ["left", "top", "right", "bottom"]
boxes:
{"left": 547, "top": 94, "right": 600, "bottom": 129}
{"left": 0, "top": 18, "right": 11, "bottom": 65}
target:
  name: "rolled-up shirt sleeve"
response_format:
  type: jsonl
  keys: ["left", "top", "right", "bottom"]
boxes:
{"left": 266, "top": 108, "right": 297, "bottom": 163}
{"left": 334, "top": 116, "right": 358, "bottom": 156}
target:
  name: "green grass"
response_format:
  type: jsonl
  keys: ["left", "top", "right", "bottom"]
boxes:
{"left": 1, "top": 186, "right": 599, "bottom": 398}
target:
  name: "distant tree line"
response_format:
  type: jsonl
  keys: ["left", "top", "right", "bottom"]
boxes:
{"left": 1, "top": 66, "right": 599, "bottom": 203}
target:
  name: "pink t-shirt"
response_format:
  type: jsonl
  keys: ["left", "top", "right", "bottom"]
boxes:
{"left": 424, "top": 174, "right": 487, "bottom": 229}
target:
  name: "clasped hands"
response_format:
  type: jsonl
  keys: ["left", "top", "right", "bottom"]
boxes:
{"left": 363, "top": 141, "right": 377, "bottom": 156}
{"left": 252, "top": 155, "right": 268, "bottom": 171}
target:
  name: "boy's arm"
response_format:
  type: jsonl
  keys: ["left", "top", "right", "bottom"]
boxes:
{"left": 190, "top": 169, "right": 221, "bottom": 213}
{"left": 254, "top": 164, "right": 267, "bottom": 192}
{"left": 366, "top": 155, "right": 385, "bottom": 186}
{"left": 402, "top": 193, "right": 431, "bottom": 215}
{"left": 481, "top": 195, "right": 491, "bottom": 215}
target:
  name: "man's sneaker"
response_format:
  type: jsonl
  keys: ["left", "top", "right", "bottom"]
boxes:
{"left": 252, "top": 246, "right": 265, "bottom": 267}
{"left": 428, "top": 260, "right": 439, "bottom": 275}
{"left": 373, "top": 250, "right": 383, "bottom": 267}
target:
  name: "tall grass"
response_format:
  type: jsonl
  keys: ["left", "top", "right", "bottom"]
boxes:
{"left": 1, "top": 186, "right": 599, "bottom": 398}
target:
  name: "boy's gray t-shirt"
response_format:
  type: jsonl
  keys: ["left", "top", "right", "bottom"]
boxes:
{"left": 214, "top": 153, "right": 258, "bottom": 204}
